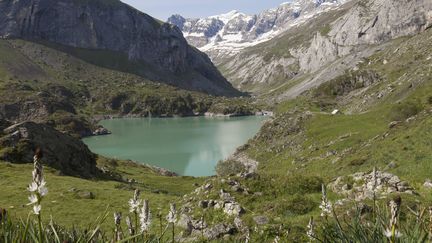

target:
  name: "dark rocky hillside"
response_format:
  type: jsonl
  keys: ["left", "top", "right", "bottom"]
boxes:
{"left": 0, "top": 0, "right": 239, "bottom": 96}
{"left": 0, "top": 121, "right": 98, "bottom": 178}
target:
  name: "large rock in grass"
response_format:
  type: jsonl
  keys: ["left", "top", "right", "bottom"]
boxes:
{"left": 0, "top": 122, "right": 98, "bottom": 178}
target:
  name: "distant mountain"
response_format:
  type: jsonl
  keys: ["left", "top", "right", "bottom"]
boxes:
{"left": 168, "top": 0, "right": 348, "bottom": 62}
{"left": 0, "top": 0, "right": 240, "bottom": 96}
{"left": 217, "top": 0, "right": 432, "bottom": 95}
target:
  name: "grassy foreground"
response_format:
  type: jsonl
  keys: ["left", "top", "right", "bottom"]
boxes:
{"left": 0, "top": 158, "right": 204, "bottom": 230}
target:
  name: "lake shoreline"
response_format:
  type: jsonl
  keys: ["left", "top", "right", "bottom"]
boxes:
{"left": 86, "top": 111, "right": 273, "bottom": 138}
{"left": 83, "top": 116, "right": 268, "bottom": 177}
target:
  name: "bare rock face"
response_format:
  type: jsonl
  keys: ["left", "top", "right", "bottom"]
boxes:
{"left": 220, "top": 0, "right": 432, "bottom": 94}
{"left": 296, "top": 0, "right": 432, "bottom": 73}
{"left": 0, "top": 0, "right": 239, "bottom": 96}
{"left": 0, "top": 122, "right": 98, "bottom": 178}
{"left": 331, "top": 0, "right": 432, "bottom": 46}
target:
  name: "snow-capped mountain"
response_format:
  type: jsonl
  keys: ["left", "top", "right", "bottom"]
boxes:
{"left": 167, "top": 0, "right": 348, "bottom": 62}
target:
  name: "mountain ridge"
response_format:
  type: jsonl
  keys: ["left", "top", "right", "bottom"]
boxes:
{"left": 217, "top": 0, "right": 432, "bottom": 95}
{"left": 0, "top": 0, "right": 240, "bottom": 96}
{"left": 168, "top": 0, "right": 348, "bottom": 62}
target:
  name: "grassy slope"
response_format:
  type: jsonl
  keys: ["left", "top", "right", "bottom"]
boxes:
{"left": 0, "top": 158, "right": 204, "bottom": 229}
{"left": 199, "top": 27, "right": 432, "bottom": 241}
{"left": 0, "top": 39, "right": 206, "bottom": 109}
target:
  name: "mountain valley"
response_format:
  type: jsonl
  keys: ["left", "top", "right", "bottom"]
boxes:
{"left": 0, "top": 0, "right": 432, "bottom": 242}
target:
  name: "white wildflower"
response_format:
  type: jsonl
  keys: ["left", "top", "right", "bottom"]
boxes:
{"left": 166, "top": 203, "right": 177, "bottom": 223}
{"left": 28, "top": 182, "right": 38, "bottom": 192}
{"left": 38, "top": 185, "right": 48, "bottom": 196}
{"left": 126, "top": 215, "right": 134, "bottom": 235}
{"left": 114, "top": 212, "right": 123, "bottom": 241}
{"left": 28, "top": 194, "right": 38, "bottom": 205}
{"left": 114, "top": 212, "right": 122, "bottom": 226}
{"left": 319, "top": 184, "right": 332, "bottom": 218}
{"left": 384, "top": 228, "right": 402, "bottom": 238}
{"left": 245, "top": 229, "right": 250, "bottom": 243}
{"left": 33, "top": 204, "right": 41, "bottom": 215}
{"left": 28, "top": 151, "right": 47, "bottom": 215}
{"left": 129, "top": 189, "right": 141, "bottom": 213}
{"left": 385, "top": 197, "right": 402, "bottom": 240}
{"left": 306, "top": 217, "right": 315, "bottom": 242}
{"left": 273, "top": 235, "right": 280, "bottom": 243}
{"left": 139, "top": 199, "right": 151, "bottom": 233}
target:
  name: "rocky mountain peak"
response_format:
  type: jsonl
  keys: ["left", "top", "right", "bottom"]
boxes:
{"left": 168, "top": 0, "right": 349, "bottom": 62}
{"left": 167, "top": 14, "right": 186, "bottom": 29}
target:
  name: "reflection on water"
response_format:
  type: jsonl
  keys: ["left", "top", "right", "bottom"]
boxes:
{"left": 83, "top": 116, "right": 266, "bottom": 176}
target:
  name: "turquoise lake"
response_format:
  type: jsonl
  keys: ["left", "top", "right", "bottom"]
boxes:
{"left": 83, "top": 116, "right": 267, "bottom": 176}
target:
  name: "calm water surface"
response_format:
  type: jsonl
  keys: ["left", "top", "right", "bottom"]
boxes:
{"left": 83, "top": 116, "right": 267, "bottom": 176}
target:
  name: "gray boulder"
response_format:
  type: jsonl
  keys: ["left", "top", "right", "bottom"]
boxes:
{"left": 0, "top": 122, "right": 98, "bottom": 178}
{"left": 223, "top": 202, "right": 244, "bottom": 216}
{"left": 203, "top": 223, "right": 236, "bottom": 240}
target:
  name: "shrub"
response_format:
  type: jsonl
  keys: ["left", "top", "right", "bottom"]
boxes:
{"left": 215, "top": 159, "right": 246, "bottom": 176}
{"left": 389, "top": 100, "right": 422, "bottom": 121}
{"left": 281, "top": 175, "right": 323, "bottom": 195}
{"left": 278, "top": 194, "right": 316, "bottom": 216}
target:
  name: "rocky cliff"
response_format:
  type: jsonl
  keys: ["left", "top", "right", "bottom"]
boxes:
{"left": 168, "top": 0, "right": 348, "bottom": 62}
{"left": 0, "top": 0, "right": 239, "bottom": 96}
{"left": 218, "top": 0, "right": 432, "bottom": 96}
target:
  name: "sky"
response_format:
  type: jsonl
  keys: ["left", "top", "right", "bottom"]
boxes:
{"left": 120, "top": 0, "right": 290, "bottom": 21}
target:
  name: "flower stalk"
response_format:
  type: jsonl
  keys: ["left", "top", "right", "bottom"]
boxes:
{"left": 139, "top": 199, "right": 151, "bottom": 235}
{"left": 385, "top": 197, "right": 402, "bottom": 243}
{"left": 166, "top": 203, "right": 177, "bottom": 243}
{"left": 306, "top": 217, "right": 315, "bottom": 242}
{"left": 129, "top": 189, "right": 141, "bottom": 234}
{"left": 28, "top": 149, "right": 47, "bottom": 243}
{"left": 319, "top": 184, "right": 332, "bottom": 219}
{"left": 114, "top": 212, "right": 122, "bottom": 241}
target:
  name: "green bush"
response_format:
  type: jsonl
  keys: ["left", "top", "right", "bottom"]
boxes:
{"left": 281, "top": 175, "right": 323, "bottom": 195}
{"left": 215, "top": 159, "right": 246, "bottom": 176}
{"left": 389, "top": 100, "right": 422, "bottom": 121}
{"left": 278, "top": 194, "right": 316, "bottom": 216}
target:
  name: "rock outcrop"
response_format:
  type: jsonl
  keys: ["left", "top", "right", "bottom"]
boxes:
{"left": 219, "top": 0, "right": 432, "bottom": 95}
{"left": 0, "top": 122, "right": 98, "bottom": 178}
{"left": 0, "top": 97, "right": 76, "bottom": 122}
{"left": 330, "top": 170, "right": 415, "bottom": 201}
{"left": 168, "top": 0, "right": 348, "bottom": 62}
{"left": 294, "top": 0, "right": 432, "bottom": 73}
{"left": 0, "top": 0, "right": 239, "bottom": 96}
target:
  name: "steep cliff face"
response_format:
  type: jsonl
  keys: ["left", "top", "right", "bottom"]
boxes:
{"left": 0, "top": 0, "right": 239, "bottom": 96}
{"left": 294, "top": 0, "right": 432, "bottom": 73}
{"left": 219, "top": 0, "right": 432, "bottom": 96}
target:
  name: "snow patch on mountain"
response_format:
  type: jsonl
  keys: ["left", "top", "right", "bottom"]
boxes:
{"left": 168, "top": 0, "right": 349, "bottom": 62}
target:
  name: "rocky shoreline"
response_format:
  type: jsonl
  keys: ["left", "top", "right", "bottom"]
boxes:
{"left": 87, "top": 111, "right": 273, "bottom": 137}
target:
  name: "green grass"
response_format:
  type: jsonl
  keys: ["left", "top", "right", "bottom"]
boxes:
{"left": 206, "top": 26, "right": 432, "bottom": 241}
{"left": 0, "top": 158, "right": 204, "bottom": 229}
